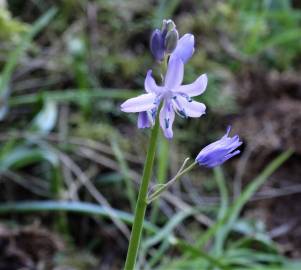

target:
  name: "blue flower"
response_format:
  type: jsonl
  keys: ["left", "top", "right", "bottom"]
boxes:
{"left": 137, "top": 33, "right": 196, "bottom": 131}
{"left": 120, "top": 56, "right": 207, "bottom": 138}
{"left": 196, "top": 126, "right": 242, "bottom": 168}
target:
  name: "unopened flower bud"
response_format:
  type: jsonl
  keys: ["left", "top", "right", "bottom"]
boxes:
{"left": 195, "top": 126, "right": 242, "bottom": 168}
{"left": 164, "top": 28, "right": 179, "bottom": 54}
{"left": 166, "top": 19, "right": 176, "bottom": 31}
{"left": 150, "top": 29, "right": 165, "bottom": 61}
{"left": 161, "top": 19, "right": 168, "bottom": 38}
{"left": 150, "top": 19, "right": 178, "bottom": 61}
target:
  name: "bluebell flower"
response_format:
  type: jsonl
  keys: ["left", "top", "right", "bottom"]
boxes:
{"left": 196, "top": 126, "right": 242, "bottom": 168}
{"left": 138, "top": 33, "right": 196, "bottom": 130}
{"left": 120, "top": 56, "right": 207, "bottom": 138}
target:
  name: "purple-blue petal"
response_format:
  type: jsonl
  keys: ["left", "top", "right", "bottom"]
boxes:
{"left": 144, "top": 70, "right": 164, "bottom": 94}
{"left": 159, "top": 101, "right": 175, "bottom": 139}
{"left": 165, "top": 56, "right": 184, "bottom": 90}
{"left": 172, "top": 95, "right": 206, "bottom": 118}
{"left": 177, "top": 74, "right": 208, "bottom": 97}
{"left": 170, "top": 33, "right": 195, "bottom": 63}
{"left": 137, "top": 111, "right": 151, "bottom": 129}
{"left": 120, "top": 93, "right": 157, "bottom": 113}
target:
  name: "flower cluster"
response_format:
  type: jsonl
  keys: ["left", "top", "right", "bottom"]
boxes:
{"left": 120, "top": 19, "right": 242, "bottom": 167}
{"left": 121, "top": 22, "right": 207, "bottom": 139}
{"left": 150, "top": 19, "right": 179, "bottom": 61}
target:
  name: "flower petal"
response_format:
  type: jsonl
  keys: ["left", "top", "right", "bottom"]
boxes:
{"left": 173, "top": 95, "right": 206, "bottom": 117}
{"left": 223, "top": 150, "right": 241, "bottom": 162}
{"left": 170, "top": 34, "right": 195, "bottom": 63}
{"left": 144, "top": 70, "right": 164, "bottom": 94}
{"left": 120, "top": 93, "right": 157, "bottom": 113}
{"left": 159, "top": 101, "right": 175, "bottom": 139}
{"left": 165, "top": 56, "right": 184, "bottom": 90}
{"left": 137, "top": 111, "right": 151, "bottom": 129}
{"left": 178, "top": 74, "right": 208, "bottom": 97}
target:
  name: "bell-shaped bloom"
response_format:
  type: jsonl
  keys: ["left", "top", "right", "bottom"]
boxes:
{"left": 120, "top": 56, "right": 208, "bottom": 139}
{"left": 196, "top": 126, "right": 242, "bottom": 168}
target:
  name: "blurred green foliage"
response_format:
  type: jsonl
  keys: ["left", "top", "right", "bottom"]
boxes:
{"left": 0, "top": 4, "right": 28, "bottom": 42}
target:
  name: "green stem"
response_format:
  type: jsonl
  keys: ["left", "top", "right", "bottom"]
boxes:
{"left": 124, "top": 118, "right": 160, "bottom": 270}
{"left": 147, "top": 161, "right": 197, "bottom": 203}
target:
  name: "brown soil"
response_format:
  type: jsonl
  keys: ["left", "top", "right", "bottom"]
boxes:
{"left": 0, "top": 223, "right": 63, "bottom": 270}
{"left": 233, "top": 68, "right": 301, "bottom": 257}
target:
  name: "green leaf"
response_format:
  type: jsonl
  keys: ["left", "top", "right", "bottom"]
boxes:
{"left": 0, "top": 145, "right": 58, "bottom": 171}
{"left": 0, "top": 200, "right": 157, "bottom": 234}
{"left": 9, "top": 88, "right": 138, "bottom": 107}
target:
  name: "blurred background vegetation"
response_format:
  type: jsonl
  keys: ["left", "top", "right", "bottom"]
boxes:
{"left": 0, "top": 0, "right": 301, "bottom": 269}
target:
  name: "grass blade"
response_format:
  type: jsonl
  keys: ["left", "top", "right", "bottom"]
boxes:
{"left": 9, "top": 88, "right": 138, "bottom": 107}
{"left": 0, "top": 200, "right": 157, "bottom": 233}
{"left": 214, "top": 166, "right": 229, "bottom": 255}
{"left": 110, "top": 136, "right": 136, "bottom": 211}
{"left": 175, "top": 239, "right": 230, "bottom": 270}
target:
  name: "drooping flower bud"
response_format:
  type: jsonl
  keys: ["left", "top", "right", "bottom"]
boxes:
{"left": 150, "top": 29, "right": 165, "bottom": 61}
{"left": 195, "top": 126, "right": 242, "bottom": 168}
{"left": 164, "top": 28, "right": 179, "bottom": 54}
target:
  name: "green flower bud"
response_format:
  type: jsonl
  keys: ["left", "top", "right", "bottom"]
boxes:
{"left": 164, "top": 28, "right": 179, "bottom": 54}
{"left": 166, "top": 20, "right": 176, "bottom": 31}
{"left": 161, "top": 19, "right": 176, "bottom": 37}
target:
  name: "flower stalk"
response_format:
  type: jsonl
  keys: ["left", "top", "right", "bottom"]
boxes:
{"left": 124, "top": 113, "right": 160, "bottom": 270}
{"left": 147, "top": 159, "right": 197, "bottom": 204}
{"left": 122, "top": 18, "right": 243, "bottom": 270}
